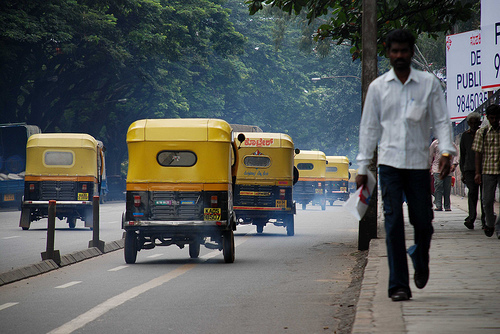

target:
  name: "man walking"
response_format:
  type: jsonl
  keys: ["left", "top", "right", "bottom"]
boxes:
{"left": 459, "top": 112, "right": 485, "bottom": 229}
{"left": 356, "top": 29, "right": 456, "bottom": 301}
{"left": 472, "top": 104, "right": 500, "bottom": 238}
{"left": 429, "top": 138, "right": 458, "bottom": 211}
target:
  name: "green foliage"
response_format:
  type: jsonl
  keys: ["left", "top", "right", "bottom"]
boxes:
{"left": 247, "top": 0, "right": 475, "bottom": 60}
{"left": 0, "top": 0, "right": 362, "bottom": 174}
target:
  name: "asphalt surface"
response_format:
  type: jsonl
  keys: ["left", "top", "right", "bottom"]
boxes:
{"left": 2, "top": 194, "right": 499, "bottom": 333}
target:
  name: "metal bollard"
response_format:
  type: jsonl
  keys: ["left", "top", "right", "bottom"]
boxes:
{"left": 88, "top": 195, "right": 105, "bottom": 252}
{"left": 41, "top": 200, "right": 61, "bottom": 265}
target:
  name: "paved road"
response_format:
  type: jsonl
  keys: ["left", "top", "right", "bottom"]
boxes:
{"left": 0, "top": 202, "right": 125, "bottom": 273}
{"left": 0, "top": 202, "right": 363, "bottom": 334}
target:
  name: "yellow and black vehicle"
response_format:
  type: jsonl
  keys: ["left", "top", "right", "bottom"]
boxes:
{"left": 348, "top": 168, "right": 358, "bottom": 193}
{"left": 325, "top": 156, "right": 351, "bottom": 205}
{"left": 123, "top": 119, "right": 243, "bottom": 263}
{"left": 293, "top": 150, "right": 327, "bottom": 210}
{"left": 19, "top": 133, "right": 104, "bottom": 230}
{"left": 233, "top": 132, "right": 297, "bottom": 235}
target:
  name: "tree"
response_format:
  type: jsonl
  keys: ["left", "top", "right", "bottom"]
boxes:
{"left": 0, "top": 0, "right": 245, "bottom": 174}
{"left": 247, "top": 0, "right": 474, "bottom": 60}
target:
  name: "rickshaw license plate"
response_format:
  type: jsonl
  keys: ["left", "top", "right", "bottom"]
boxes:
{"left": 340, "top": 187, "right": 347, "bottom": 192}
{"left": 315, "top": 189, "right": 323, "bottom": 194}
{"left": 276, "top": 200, "right": 287, "bottom": 208}
{"left": 3, "top": 194, "right": 15, "bottom": 202}
{"left": 78, "top": 193, "right": 89, "bottom": 201}
{"left": 204, "top": 208, "right": 221, "bottom": 221}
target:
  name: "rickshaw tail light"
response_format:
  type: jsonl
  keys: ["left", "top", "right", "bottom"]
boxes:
{"left": 82, "top": 184, "right": 87, "bottom": 191}
{"left": 211, "top": 195, "right": 218, "bottom": 208}
{"left": 29, "top": 184, "right": 35, "bottom": 192}
{"left": 279, "top": 189, "right": 286, "bottom": 200}
{"left": 134, "top": 195, "right": 141, "bottom": 207}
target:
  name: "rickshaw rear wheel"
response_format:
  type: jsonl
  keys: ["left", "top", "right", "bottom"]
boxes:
{"left": 222, "top": 230, "right": 235, "bottom": 263}
{"left": 286, "top": 216, "right": 295, "bottom": 236}
{"left": 67, "top": 216, "right": 76, "bottom": 229}
{"left": 124, "top": 231, "right": 138, "bottom": 264}
{"left": 302, "top": 203, "right": 306, "bottom": 210}
{"left": 256, "top": 224, "right": 264, "bottom": 234}
{"left": 20, "top": 207, "right": 31, "bottom": 230}
{"left": 321, "top": 200, "right": 326, "bottom": 211}
{"left": 189, "top": 240, "right": 200, "bottom": 259}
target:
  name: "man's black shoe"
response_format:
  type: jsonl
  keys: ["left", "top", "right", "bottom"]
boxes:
{"left": 484, "top": 226, "right": 494, "bottom": 237}
{"left": 464, "top": 220, "right": 474, "bottom": 230}
{"left": 390, "top": 289, "right": 410, "bottom": 302}
{"left": 414, "top": 269, "right": 429, "bottom": 289}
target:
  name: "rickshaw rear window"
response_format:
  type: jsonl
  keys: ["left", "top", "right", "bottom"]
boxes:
{"left": 297, "top": 163, "right": 314, "bottom": 170}
{"left": 44, "top": 151, "right": 74, "bottom": 166}
{"left": 157, "top": 151, "right": 197, "bottom": 167}
{"left": 244, "top": 156, "right": 271, "bottom": 168}
{"left": 326, "top": 166, "right": 338, "bottom": 172}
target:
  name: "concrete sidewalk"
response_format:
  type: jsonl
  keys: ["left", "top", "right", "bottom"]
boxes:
{"left": 352, "top": 194, "right": 500, "bottom": 333}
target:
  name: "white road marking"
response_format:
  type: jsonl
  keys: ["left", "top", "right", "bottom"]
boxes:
{"left": 106, "top": 221, "right": 120, "bottom": 224}
{"left": 2, "top": 236, "right": 20, "bottom": 240}
{"left": 146, "top": 253, "right": 163, "bottom": 258}
{"left": 107, "top": 265, "right": 129, "bottom": 272}
{"left": 47, "top": 232, "right": 253, "bottom": 334}
{"left": 55, "top": 281, "right": 82, "bottom": 289}
{"left": 0, "top": 302, "right": 19, "bottom": 311}
{"left": 47, "top": 264, "right": 196, "bottom": 334}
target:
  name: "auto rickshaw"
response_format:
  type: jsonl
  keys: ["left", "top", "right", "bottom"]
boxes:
{"left": 293, "top": 150, "right": 327, "bottom": 210}
{"left": 348, "top": 168, "right": 358, "bottom": 193}
{"left": 325, "top": 156, "right": 351, "bottom": 205}
{"left": 19, "top": 133, "right": 104, "bottom": 230}
{"left": 123, "top": 118, "right": 242, "bottom": 263}
{"left": 233, "top": 132, "right": 297, "bottom": 236}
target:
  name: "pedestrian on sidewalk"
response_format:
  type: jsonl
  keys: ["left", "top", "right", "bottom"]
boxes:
{"left": 459, "top": 112, "right": 485, "bottom": 230}
{"left": 429, "top": 138, "right": 458, "bottom": 211}
{"left": 356, "top": 29, "right": 456, "bottom": 302}
{"left": 472, "top": 104, "right": 500, "bottom": 238}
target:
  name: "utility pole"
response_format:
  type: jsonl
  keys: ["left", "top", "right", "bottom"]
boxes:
{"left": 358, "top": 0, "right": 378, "bottom": 251}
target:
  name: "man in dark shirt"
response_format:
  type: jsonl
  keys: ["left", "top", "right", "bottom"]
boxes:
{"left": 459, "top": 112, "right": 484, "bottom": 229}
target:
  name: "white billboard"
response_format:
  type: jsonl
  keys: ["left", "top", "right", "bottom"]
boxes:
{"left": 446, "top": 30, "right": 488, "bottom": 121}
{"left": 481, "top": 0, "right": 500, "bottom": 91}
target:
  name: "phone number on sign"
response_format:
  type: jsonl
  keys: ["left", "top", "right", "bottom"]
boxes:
{"left": 456, "top": 92, "right": 489, "bottom": 114}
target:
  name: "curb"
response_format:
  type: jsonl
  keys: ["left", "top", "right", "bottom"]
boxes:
{"left": 0, "top": 238, "right": 124, "bottom": 286}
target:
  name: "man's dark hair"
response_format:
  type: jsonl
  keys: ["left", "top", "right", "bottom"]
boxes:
{"left": 385, "top": 29, "right": 416, "bottom": 50}
{"left": 485, "top": 104, "right": 500, "bottom": 116}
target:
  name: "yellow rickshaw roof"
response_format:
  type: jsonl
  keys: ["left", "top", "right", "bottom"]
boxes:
{"left": 326, "top": 156, "right": 350, "bottom": 164}
{"left": 295, "top": 150, "right": 326, "bottom": 161}
{"left": 27, "top": 133, "right": 98, "bottom": 150}
{"left": 127, "top": 118, "right": 232, "bottom": 142}
{"left": 235, "top": 132, "right": 294, "bottom": 148}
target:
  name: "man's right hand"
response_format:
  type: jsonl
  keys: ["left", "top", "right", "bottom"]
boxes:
{"left": 356, "top": 174, "right": 368, "bottom": 189}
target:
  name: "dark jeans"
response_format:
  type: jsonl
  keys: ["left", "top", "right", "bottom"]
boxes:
{"left": 433, "top": 173, "right": 451, "bottom": 210}
{"left": 463, "top": 171, "right": 485, "bottom": 225}
{"left": 379, "top": 165, "right": 434, "bottom": 297}
{"left": 482, "top": 174, "right": 500, "bottom": 229}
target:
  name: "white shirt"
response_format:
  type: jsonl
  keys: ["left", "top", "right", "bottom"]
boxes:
{"left": 357, "top": 67, "right": 456, "bottom": 175}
